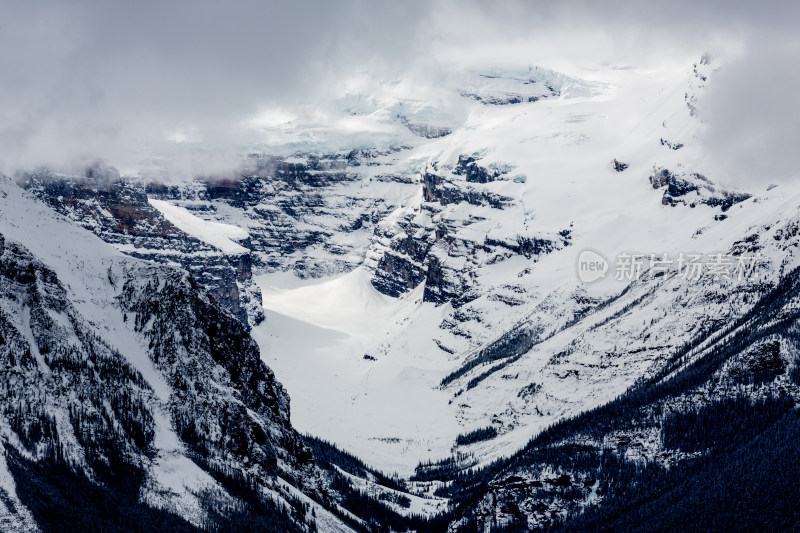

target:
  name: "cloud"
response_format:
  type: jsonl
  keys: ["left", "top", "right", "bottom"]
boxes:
{"left": 0, "top": 0, "right": 797, "bottom": 180}
{"left": 697, "top": 36, "right": 800, "bottom": 185}
{"left": 0, "top": 0, "right": 433, "bottom": 174}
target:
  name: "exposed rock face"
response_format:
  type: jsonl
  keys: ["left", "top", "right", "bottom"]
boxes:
{"left": 649, "top": 168, "right": 751, "bottom": 210}
{"left": 0, "top": 232, "right": 322, "bottom": 529}
{"left": 0, "top": 239, "right": 159, "bottom": 530}
{"left": 372, "top": 219, "right": 432, "bottom": 297}
{"left": 660, "top": 138, "right": 684, "bottom": 150}
{"left": 18, "top": 150, "right": 418, "bottom": 326}
{"left": 118, "top": 265, "right": 314, "bottom": 474}
{"left": 18, "top": 168, "right": 263, "bottom": 327}
{"left": 1, "top": 178, "right": 444, "bottom": 530}
{"left": 19, "top": 151, "right": 561, "bottom": 325}
{"left": 146, "top": 152, "right": 412, "bottom": 280}
{"left": 455, "top": 154, "right": 504, "bottom": 184}
{"left": 399, "top": 115, "right": 453, "bottom": 139}
{"left": 370, "top": 154, "right": 571, "bottom": 308}
{"left": 422, "top": 168, "right": 513, "bottom": 208}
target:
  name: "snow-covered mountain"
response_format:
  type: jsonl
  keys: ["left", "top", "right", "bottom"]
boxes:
{"left": 4, "top": 55, "right": 800, "bottom": 531}
{"left": 0, "top": 176, "right": 347, "bottom": 530}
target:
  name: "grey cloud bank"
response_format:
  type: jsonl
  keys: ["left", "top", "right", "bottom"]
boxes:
{"left": 697, "top": 38, "right": 800, "bottom": 186}
{"left": 0, "top": 0, "right": 797, "bottom": 183}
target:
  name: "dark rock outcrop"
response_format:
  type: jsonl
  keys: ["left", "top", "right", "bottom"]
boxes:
{"left": 148, "top": 152, "right": 407, "bottom": 279}
{"left": 0, "top": 232, "right": 326, "bottom": 529}
{"left": 649, "top": 168, "right": 751, "bottom": 211}
{"left": 371, "top": 159, "right": 571, "bottom": 306}
{"left": 19, "top": 168, "right": 263, "bottom": 327}
{"left": 422, "top": 170, "right": 513, "bottom": 208}
{"left": 399, "top": 115, "right": 453, "bottom": 139}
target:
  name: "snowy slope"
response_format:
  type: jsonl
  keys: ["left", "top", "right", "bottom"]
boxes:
{"left": 0, "top": 178, "right": 223, "bottom": 524}
{"left": 6, "top": 52, "right": 800, "bottom": 532}
{"left": 230, "top": 58, "right": 800, "bottom": 475}
{"left": 149, "top": 198, "right": 250, "bottom": 254}
{"left": 0, "top": 176, "right": 359, "bottom": 531}
{"left": 13, "top": 56, "right": 800, "bottom": 486}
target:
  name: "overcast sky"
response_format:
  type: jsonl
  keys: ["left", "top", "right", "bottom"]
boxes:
{"left": 0, "top": 0, "right": 797, "bottom": 183}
